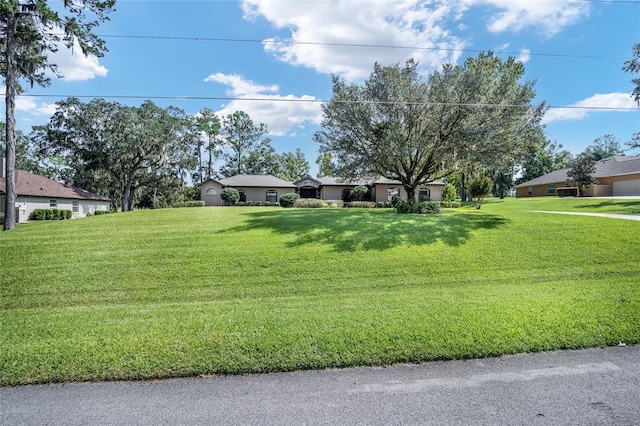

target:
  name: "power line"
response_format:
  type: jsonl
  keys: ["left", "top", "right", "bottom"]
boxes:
{"left": 15, "top": 93, "right": 640, "bottom": 111}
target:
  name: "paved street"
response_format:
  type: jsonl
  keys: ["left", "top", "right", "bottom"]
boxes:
{"left": 2, "top": 345, "right": 639, "bottom": 425}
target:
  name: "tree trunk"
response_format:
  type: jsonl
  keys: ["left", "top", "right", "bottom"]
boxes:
{"left": 460, "top": 172, "right": 466, "bottom": 204}
{"left": 404, "top": 185, "right": 416, "bottom": 203}
{"left": 3, "top": 10, "right": 18, "bottom": 231}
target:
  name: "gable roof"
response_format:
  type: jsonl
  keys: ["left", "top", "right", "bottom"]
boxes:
{"left": 0, "top": 170, "right": 111, "bottom": 201}
{"left": 516, "top": 156, "right": 640, "bottom": 188}
{"left": 317, "top": 176, "right": 445, "bottom": 186}
{"left": 217, "top": 174, "right": 296, "bottom": 188}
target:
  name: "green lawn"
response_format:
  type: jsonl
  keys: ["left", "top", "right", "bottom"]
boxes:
{"left": 1, "top": 198, "right": 639, "bottom": 385}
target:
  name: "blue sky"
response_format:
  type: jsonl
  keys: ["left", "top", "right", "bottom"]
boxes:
{"left": 4, "top": 0, "right": 640, "bottom": 177}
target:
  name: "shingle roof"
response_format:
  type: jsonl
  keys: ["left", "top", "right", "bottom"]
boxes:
{"left": 317, "top": 176, "right": 445, "bottom": 186}
{"left": 516, "top": 156, "right": 640, "bottom": 188}
{"left": 0, "top": 170, "right": 111, "bottom": 201}
{"left": 218, "top": 174, "right": 296, "bottom": 188}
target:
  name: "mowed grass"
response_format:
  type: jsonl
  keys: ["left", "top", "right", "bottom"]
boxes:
{"left": 1, "top": 198, "right": 639, "bottom": 385}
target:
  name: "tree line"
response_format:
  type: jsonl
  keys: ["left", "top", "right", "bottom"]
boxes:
{"left": 1, "top": 100, "right": 310, "bottom": 212}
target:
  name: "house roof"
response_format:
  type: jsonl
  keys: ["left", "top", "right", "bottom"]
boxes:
{"left": 0, "top": 170, "right": 111, "bottom": 201}
{"left": 516, "top": 155, "right": 640, "bottom": 188}
{"left": 217, "top": 174, "right": 296, "bottom": 188}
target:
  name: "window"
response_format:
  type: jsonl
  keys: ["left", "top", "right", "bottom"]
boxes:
{"left": 205, "top": 188, "right": 217, "bottom": 196}
{"left": 387, "top": 187, "right": 400, "bottom": 201}
{"left": 528, "top": 186, "right": 533, "bottom": 196}
{"left": 50, "top": 199, "right": 57, "bottom": 208}
{"left": 418, "top": 188, "right": 430, "bottom": 201}
{"left": 266, "top": 190, "right": 277, "bottom": 203}
{"left": 341, "top": 189, "right": 351, "bottom": 202}
{"left": 72, "top": 201, "right": 79, "bottom": 213}
{"left": 238, "top": 189, "right": 247, "bottom": 202}
{"left": 548, "top": 184, "right": 556, "bottom": 195}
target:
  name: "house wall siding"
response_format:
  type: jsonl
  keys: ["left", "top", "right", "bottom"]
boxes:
{"left": 5, "top": 196, "right": 109, "bottom": 220}
{"left": 200, "top": 181, "right": 223, "bottom": 206}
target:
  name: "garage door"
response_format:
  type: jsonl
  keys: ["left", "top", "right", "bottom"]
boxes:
{"left": 613, "top": 179, "right": 640, "bottom": 196}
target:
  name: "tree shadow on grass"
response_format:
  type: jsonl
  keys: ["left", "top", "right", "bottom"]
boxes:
{"left": 222, "top": 209, "right": 508, "bottom": 252}
{"left": 575, "top": 200, "right": 640, "bottom": 215}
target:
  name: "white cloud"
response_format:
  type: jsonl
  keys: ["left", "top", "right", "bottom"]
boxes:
{"left": 516, "top": 48, "right": 530, "bottom": 64}
{"left": 0, "top": 94, "right": 58, "bottom": 117}
{"left": 543, "top": 93, "right": 637, "bottom": 124}
{"left": 47, "top": 36, "right": 108, "bottom": 81}
{"left": 241, "top": 0, "right": 467, "bottom": 81}
{"left": 462, "top": 0, "right": 590, "bottom": 35}
{"left": 204, "top": 73, "right": 323, "bottom": 136}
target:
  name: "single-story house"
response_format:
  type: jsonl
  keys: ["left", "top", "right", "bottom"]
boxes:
{"left": 200, "top": 174, "right": 444, "bottom": 205}
{"left": 515, "top": 155, "right": 640, "bottom": 197}
{"left": 200, "top": 174, "right": 297, "bottom": 206}
{"left": 298, "top": 176, "right": 444, "bottom": 203}
{"left": 0, "top": 160, "right": 111, "bottom": 222}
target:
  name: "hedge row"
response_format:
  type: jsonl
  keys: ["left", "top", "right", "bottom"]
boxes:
{"left": 30, "top": 209, "right": 72, "bottom": 221}
{"left": 172, "top": 201, "right": 205, "bottom": 208}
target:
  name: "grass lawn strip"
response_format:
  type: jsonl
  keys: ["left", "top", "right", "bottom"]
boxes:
{"left": 1, "top": 198, "right": 639, "bottom": 385}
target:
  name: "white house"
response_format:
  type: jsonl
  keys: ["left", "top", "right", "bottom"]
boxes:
{"left": 0, "top": 159, "right": 111, "bottom": 222}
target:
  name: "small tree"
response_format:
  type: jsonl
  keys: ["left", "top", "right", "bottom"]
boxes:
{"left": 279, "top": 192, "right": 300, "bottom": 208}
{"left": 441, "top": 183, "right": 457, "bottom": 202}
{"left": 567, "top": 156, "right": 598, "bottom": 196}
{"left": 468, "top": 176, "right": 493, "bottom": 209}
{"left": 220, "top": 188, "right": 239, "bottom": 206}
{"left": 350, "top": 185, "right": 368, "bottom": 201}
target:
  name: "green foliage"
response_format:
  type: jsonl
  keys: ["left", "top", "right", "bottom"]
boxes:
{"left": 582, "top": 135, "right": 625, "bottom": 161}
{"left": 350, "top": 185, "right": 368, "bottom": 201}
{"left": 93, "top": 210, "right": 110, "bottom": 216}
{"left": 294, "top": 198, "right": 327, "bottom": 208}
{"left": 265, "top": 201, "right": 271, "bottom": 206}
{"left": 29, "top": 209, "right": 72, "bottom": 221}
{"left": 315, "top": 152, "right": 336, "bottom": 178}
{"left": 350, "top": 201, "right": 376, "bottom": 208}
{"left": 221, "top": 188, "right": 240, "bottom": 205}
{"left": 172, "top": 201, "right": 205, "bottom": 208}
{"left": 246, "top": 201, "right": 253, "bottom": 206}
{"left": 441, "top": 183, "right": 457, "bottom": 202}
{"left": 324, "top": 200, "right": 344, "bottom": 208}
{"left": 0, "top": 214, "right": 4, "bottom": 225}
{"left": 468, "top": 176, "right": 493, "bottom": 209}
{"left": 516, "top": 129, "right": 572, "bottom": 185}
{"left": 279, "top": 193, "right": 300, "bottom": 208}
{"left": 255, "top": 201, "right": 262, "bottom": 206}
{"left": 567, "top": 156, "right": 598, "bottom": 196}
{"left": 440, "top": 201, "right": 461, "bottom": 208}
{"left": 390, "top": 194, "right": 404, "bottom": 208}
{"left": 622, "top": 42, "right": 640, "bottom": 105}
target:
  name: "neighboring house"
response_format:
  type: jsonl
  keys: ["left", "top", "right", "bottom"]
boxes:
{"left": 200, "top": 174, "right": 297, "bottom": 206}
{"left": 0, "top": 160, "right": 111, "bottom": 222}
{"left": 515, "top": 156, "right": 640, "bottom": 197}
{"left": 200, "top": 174, "right": 445, "bottom": 205}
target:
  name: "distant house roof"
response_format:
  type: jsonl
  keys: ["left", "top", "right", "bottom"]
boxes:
{"left": 0, "top": 170, "right": 110, "bottom": 201}
{"left": 217, "top": 174, "right": 296, "bottom": 188}
{"left": 516, "top": 156, "right": 640, "bottom": 188}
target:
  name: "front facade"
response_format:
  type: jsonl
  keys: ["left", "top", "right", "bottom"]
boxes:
{"left": 0, "top": 167, "right": 111, "bottom": 222}
{"left": 200, "top": 174, "right": 297, "bottom": 206}
{"left": 516, "top": 156, "right": 640, "bottom": 198}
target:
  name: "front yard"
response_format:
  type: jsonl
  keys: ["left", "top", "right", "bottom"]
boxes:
{"left": 1, "top": 198, "right": 638, "bottom": 385}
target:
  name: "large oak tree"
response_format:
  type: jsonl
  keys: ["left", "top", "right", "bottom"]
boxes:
{"left": 314, "top": 53, "right": 545, "bottom": 201}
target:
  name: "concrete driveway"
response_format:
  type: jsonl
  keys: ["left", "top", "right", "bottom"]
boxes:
{"left": 2, "top": 345, "right": 639, "bottom": 425}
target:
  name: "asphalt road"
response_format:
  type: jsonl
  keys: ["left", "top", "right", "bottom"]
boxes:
{"left": 2, "top": 346, "right": 639, "bottom": 425}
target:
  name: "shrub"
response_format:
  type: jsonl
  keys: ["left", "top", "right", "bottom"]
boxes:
{"left": 93, "top": 210, "right": 110, "bottom": 216}
{"left": 441, "top": 183, "right": 457, "bottom": 202}
{"left": 273, "top": 202, "right": 280, "bottom": 207}
{"left": 391, "top": 194, "right": 404, "bottom": 208}
{"left": 172, "top": 201, "right": 205, "bottom": 208}
{"left": 29, "top": 209, "right": 73, "bottom": 221}
{"left": 324, "top": 199, "right": 344, "bottom": 208}
{"left": 418, "top": 200, "right": 441, "bottom": 214}
{"left": 377, "top": 202, "right": 385, "bottom": 208}
{"left": 221, "top": 188, "right": 240, "bottom": 206}
{"left": 246, "top": 201, "right": 253, "bottom": 206}
{"left": 385, "top": 201, "right": 393, "bottom": 208}
{"left": 45, "top": 209, "right": 55, "bottom": 220}
{"left": 255, "top": 201, "right": 262, "bottom": 206}
{"left": 279, "top": 192, "right": 300, "bottom": 208}
{"left": 394, "top": 200, "right": 441, "bottom": 214}
{"left": 0, "top": 213, "right": 4, "bottom": 224}
{"left": 294, "top": 198, "right": 327, "bottom": 208}
{"left": 350, "top": 201, "right": 376, "bottom": 208}
{"left": 350, "top": 185, "right": 368, "bottom": 201}
{"left": 238, "top": 201, "right": 246, "bottom": 206}
{"left": 64, "top": 210, "right": 72, "bottom": 219}
{"left": 440, "top": 201, "right": 460, "bottom": 208}
{"left": 469, "top": 176, "right": 493, "bottom": 209}
{"left": 265, "top": 201, "right": 271, "bottom": 206}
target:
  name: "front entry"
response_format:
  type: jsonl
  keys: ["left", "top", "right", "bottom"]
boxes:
{"left": 299, "top": 187, "right": 317, "bottom": 199}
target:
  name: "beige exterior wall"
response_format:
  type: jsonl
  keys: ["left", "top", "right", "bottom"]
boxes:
{"left": 234, "top": 187, "right": 295, "bottom": 203}
{"left": 320, "top": 186, "right": 355, "bottom": 201}
{"left": 516, "top": 182, "right": 565, "bottom": 198}
{"left": 372, "top": 184, "right": 407, "bottom": 203}
{"left": 200, "top": 181, "right": 223, "bottom": 206}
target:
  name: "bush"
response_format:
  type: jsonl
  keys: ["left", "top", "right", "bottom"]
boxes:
{"left": 264, "top": 201, "right": 271, "bottom": 206}
{"left": 255, "top": 201, "right": 262, "bottom": 206}
{"left": 172, "top": 201, "right": 205, "bottom": 208}
{"left": 246, "top": 201, "right": 253, "bottom": 206}
{"left": 394, "top": 200, "right": 441, "bottom": 214}
{"left": 279, "top": 192, "right": 300, "bottom": 208}
{"left": 93, "top": 210, "right": 110, "bottom": 216}
{"left": 294, "top": 198, "right": 327, "bottom": 208}
{"left": 385, "top": 201, "right": 393, "bottom": 208}
{"left": 324, "top": 199, "right": 344, "bottom": 208}
{"left": 29, "top": 209, "right": 73, "bottom": 221}
{"left": 221, "top": 188, "right": 240, "bottom": 206}
{"left": 377, "top": 202, "right": 385, "bottom": 208}
{"left": 441, "top": 183, "right": 457, "bottom": 202}
{"left": 273, "top": 202, "right": 280, "bottom": 207}
{"left": 350, "top": 185, "right": 368, "bottom": 201}
{"left": 350, "top": 201, "right": 376, "bottom": 208}
{"left": 418, "top": 200, "right": 441, "bottom": 214}
{"left": 391, "top": 194, "right": 404, "bottom": 208}
{"left": 440, "top": 201, "right": 461, "bottom": 208}
{"left": 0, "top": 213, "right": 4, "bottom": 225}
